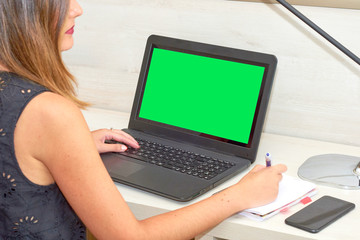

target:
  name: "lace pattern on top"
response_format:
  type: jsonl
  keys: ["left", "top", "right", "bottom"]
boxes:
{"left": 0, "top": 72, "right": 86, "bottom": 239}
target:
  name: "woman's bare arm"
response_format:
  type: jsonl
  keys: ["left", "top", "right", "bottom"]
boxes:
{"left": 15, "top": 92, "right": 286, "bottom": 240}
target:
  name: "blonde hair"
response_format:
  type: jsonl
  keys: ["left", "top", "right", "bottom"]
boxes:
{"left": 0, "top": 0, "right": 88, "bottom": 108}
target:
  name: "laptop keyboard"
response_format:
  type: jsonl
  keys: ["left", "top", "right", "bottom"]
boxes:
{"left": 118, "top": 138, "right": 236, "bottom": 180}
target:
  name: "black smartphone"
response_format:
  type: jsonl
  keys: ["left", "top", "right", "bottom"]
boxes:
{"left": 285, "top": 195, "right": 355, "bottom": 233}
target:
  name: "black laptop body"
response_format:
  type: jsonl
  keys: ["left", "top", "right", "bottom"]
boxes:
{"left": 101, "top": 35, "right": 277, "bottom": 202}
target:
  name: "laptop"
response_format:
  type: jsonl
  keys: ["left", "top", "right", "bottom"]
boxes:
{"left": 101, "top": 35, "right": 277, "bottom": 202}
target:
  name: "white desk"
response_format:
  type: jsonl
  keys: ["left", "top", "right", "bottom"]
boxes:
{"left": 83, "top": 107, "right": 360, "bottom": 240}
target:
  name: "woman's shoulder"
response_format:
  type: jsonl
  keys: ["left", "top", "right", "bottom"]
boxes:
{"left": 26, "top": 91, "right": 83, "bottom": 125}
{"left": 1, "top": 71, "right": 84, "bottom": 130}
{"left": 16, "top": 91, "right": 87, "bottom": 165}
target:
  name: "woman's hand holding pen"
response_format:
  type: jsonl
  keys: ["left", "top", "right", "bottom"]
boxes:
{"left": 227, "top": 164, "right": 287, "bottom": 211}
{"left": 91, "top": 128, "right": 140, "bottom": 154}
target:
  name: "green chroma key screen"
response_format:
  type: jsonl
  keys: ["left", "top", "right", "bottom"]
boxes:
{"left": 139, "top": 48, "right": 265, "bottom": 144}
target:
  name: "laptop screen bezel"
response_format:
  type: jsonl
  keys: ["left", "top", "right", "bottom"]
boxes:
{"left": 128, "top": 35, "right": 277, "bottom": 162}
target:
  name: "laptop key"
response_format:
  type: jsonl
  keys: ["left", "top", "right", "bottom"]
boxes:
{"left": 118, "top": 137, "right": 235, "bottom": 180}
{"left": 119, "top": 151, "right": 149, "bottom": 162}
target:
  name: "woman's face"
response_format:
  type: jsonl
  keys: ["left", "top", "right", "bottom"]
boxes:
{"left": 60, "top": 0, "right": 83, "bottom": 51}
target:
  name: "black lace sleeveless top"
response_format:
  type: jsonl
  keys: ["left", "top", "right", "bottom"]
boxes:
{"left": 0, "top": 72, "right": 86, "bottom": 239}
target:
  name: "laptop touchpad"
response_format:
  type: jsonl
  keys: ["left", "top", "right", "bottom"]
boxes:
{"left": 103, "top": 154, "right": 145, "bottom": 177}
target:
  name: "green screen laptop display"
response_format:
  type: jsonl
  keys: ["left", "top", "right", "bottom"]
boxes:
{"left": 138, "top": 47, "right": 265, "bottom": 145}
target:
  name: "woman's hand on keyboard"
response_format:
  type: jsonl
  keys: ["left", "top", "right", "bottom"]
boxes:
{"left": 91, "top": 128, "right": 140, "bottom": 154}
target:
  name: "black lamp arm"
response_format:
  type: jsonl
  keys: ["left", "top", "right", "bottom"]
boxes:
{"left": 276, "top": 0, "right": 360, "bottom": 65}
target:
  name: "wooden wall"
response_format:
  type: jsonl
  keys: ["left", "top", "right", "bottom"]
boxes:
{"left": 63, "top": 0, "right": 360, "bottom": 147}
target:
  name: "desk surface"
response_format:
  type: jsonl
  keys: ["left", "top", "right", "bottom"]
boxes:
{"left": 83, "top": 107, "right": 360, "bottom": 240}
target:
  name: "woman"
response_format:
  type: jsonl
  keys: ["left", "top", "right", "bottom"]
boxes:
{"left": 0, "top": 0, "right": 287, "bottom": 239}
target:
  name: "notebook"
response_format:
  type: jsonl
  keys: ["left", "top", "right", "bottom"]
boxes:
{"left": 240, "top": 175, "right": 317, "bottom": 221}
{"left": 100, "top": 35, "right": 278, "bottom": 201}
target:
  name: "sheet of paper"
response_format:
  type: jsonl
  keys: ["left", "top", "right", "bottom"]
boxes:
{"left": 242, "top": 175, "right": 316, "bottom": 215}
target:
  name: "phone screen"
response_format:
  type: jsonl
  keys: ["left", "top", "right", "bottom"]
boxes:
{"left": 285, "top": 195, "right": 355, "bottom": 233}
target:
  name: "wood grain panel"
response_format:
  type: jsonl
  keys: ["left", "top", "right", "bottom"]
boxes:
{"left": 63, "top": 0, "right": 360, "bottom": 146}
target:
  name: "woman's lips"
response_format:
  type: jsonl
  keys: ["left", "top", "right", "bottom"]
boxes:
{"left": 65, "top": 26, "right": 74, "bottom": 34}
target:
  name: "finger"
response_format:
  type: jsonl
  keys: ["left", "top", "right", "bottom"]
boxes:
{"left": 108, "top": 131, "right": 139, "bottom": 148}
{"left": 100, "top": 142, "right": 128, "bottom": 153}
{"left": 111, "top": 129, "right": 137, "bottom": 142}
{"left": 272, "top": 164, "right": 287, "bottom": 174}
{"left": 250, "top": 164, "right": 266, "bottom": 173}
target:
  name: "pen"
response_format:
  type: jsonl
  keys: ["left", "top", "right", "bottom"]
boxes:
{"left": 265, "top": 152, "right": 272, "bottom": 167}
